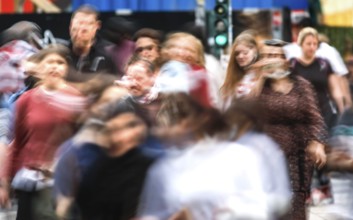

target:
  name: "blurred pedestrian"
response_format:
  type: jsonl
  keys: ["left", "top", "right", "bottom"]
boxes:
{"left": 102, "top": 16, "right": 136, "bottom": 76}
{"left": 54, "top": 85, "right": 129, "bottom": 220}
{"left": 76, "top": 97, "right": 155, "bottom": 220}
{"left": 0, "top": 45, "right": 86, "bottom": 220}
{"left": 220, "top": 31, "right": 260, "bottom": 109}
{"left": 155, "top": 32, "right": 212, "bottom": 107}
{"left": 133, "top": 28, "right": 163, "bottom": 73}
{"left": 138, "top": 92, "right": 286, "bottom": 220}
{"left": 224, "top": 99, "right": 291, "bottom": 220}
{"left": 284, "top": 18, "right": 352, "bottom": 110}
{"left": 181, "top": 22, "right": 226, "bottom": 107}
{"left": 290, "top": 27, "right": 345, "bottom": 129}
{"left": 69, "top": 4, "right": 116, "bottom": 74}
{"left": 253, "top": 54, "right": 327, "bottom": 219}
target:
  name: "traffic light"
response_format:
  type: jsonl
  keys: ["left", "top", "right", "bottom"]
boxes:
{"left": 214, "top": 0, "right": 229, "bottom": 48}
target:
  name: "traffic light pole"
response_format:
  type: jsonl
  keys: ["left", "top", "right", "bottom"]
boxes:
{"left": 228, "top": 0, "right": 232, "bottom": 49}
{"left": 195, "top": 0, "right": 206, "bottom": 27}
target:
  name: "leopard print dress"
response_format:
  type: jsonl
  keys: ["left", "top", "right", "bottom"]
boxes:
{"left": 259, "top": 75, "right": 327, "bottom": 220}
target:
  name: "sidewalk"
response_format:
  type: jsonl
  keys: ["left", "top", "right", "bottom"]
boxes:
{"left": 0, "top": 203, "right": 350, "bottom": 220}
{"left": 309, "top": 204, "right": 353, "bottom": 220}
{"left": 0, "top": 210, "right": 16, "bottom": 220}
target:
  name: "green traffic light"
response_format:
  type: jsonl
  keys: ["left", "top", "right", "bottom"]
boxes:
{"left": 215, "top": 33, "right": 227, "bottom": 47}
{"left": 212, "top": 0, "right": 229, "bottom": 49}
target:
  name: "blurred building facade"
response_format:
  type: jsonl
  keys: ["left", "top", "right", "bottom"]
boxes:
{"left": 0, "top": 0, "right": 308, "bottom": 13}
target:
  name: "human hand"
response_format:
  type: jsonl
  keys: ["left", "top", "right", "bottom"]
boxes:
{"left": 0, "top": 186, "right": 10, "bottom": 209}
{"left": 307, "top": 141, "right": 327, "bottom": 169}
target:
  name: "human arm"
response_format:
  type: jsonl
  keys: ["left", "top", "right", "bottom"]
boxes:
{"left": 54, "top": 145, "right": 79, "bottom": 220}
{"left": 325, "top": 149, "right": 353, "bottom": 172}
{"left": 339, "top": 75, "right": 352, "bottom": 109}
{"left": 0, "top": 105, "right": 11, "bottom": 146}
{"left": 328, "top": 74, "right": 345, "bottom": 114}
{"left": 0, "top": 93, "right": 30, "bottom": 206}
{"left": 0, "top": 106, "right": 11, "bottom": 206}
{"left": 299, "top": 77, "right": 328, "bottom": 167}
{"left": 0, "top": 99, "right": 12, "bottom": 180}
{"left": 0, "top": 173, "right": 10, "bottom": 208}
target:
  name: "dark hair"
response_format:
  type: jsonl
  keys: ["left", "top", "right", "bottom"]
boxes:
{"left": 0, "top": 21, "right": 42, "bottom": 46}
{"left": 101, "top": 16, "right": 136, "bottom": 43}
{"left": 72, "top": 4, "right": 99, "bottom": 21}
{"left": 224, "top": 99, "right": 264, "bottom": 139}
{"left": 35, "top": 44, "right": 72, "bottom": 66}
{"left": 66, "top": 73, "right": 119, "bottom": 96}
{"left": 132, "top": 28, "right": 163, "bottom": 45}
{"left": 75, "top": 85, "right": 129, "bottom": 127}
{"left": 298, "top": 17, "right": 315, "bottom": 29}
{"left": 125, "top": 55, "right": 155, "bottom": 74}
{"left": 157, "top": 92, "right": 228, "bottom": 137}
{"left": 102, "top": 96, "right": 151, "bottom": 127}
{"left": 263, "top": 39, "right": 288, "bottom": 47}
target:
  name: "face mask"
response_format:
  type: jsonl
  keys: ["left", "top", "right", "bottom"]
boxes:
{"left": 265, "top": 70, "right": 291, "bottom": 79}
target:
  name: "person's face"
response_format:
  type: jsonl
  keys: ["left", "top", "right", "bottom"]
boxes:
{"left": 70, "top": 12, "right": 100, "bottom": 47}
{"left": 106, "top": 113, "right": 148, "bottom": 152}
{"left": 301, "top": 35, "right": 318, "bottom": 59}
{"left": 41, "top": 53, "right": 68, "bottom": 80}
{"left": 259, "top": 61, "right": 289, "bottom": 80}
{"left": 135, "top": 37, "right": 160, "bottom": 62}
{"left": 234, "top": 43, "right": 257, "bottom": 68}
{"left": 125, "top": 63, "right": 154, "bottom": 97}
{"left": 167, "top": 38, "right": 198, "bottom": 65}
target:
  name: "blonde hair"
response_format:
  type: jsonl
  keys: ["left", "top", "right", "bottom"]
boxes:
{"left": 297, "top": 27, "right": 318, "bottom": 46}
{"left": 220, "top": 32, "right": 258, "bottom": 99}
{"left": 161, "top": 32, "right": 205, "bottom": 66}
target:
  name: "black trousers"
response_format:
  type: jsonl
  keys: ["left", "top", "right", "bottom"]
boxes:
{"left": 16, "top": 188, "right": 57, "bottom": 220}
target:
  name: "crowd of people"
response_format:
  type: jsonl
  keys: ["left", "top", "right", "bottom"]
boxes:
{"left": 0, "top": 4, "right": 353, "bottom": 220}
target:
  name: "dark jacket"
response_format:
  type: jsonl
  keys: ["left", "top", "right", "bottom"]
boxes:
{"left": 69, "top": 40, "right": 117, "bottom": 75}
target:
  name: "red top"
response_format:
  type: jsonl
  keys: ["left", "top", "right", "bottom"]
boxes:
{"left": 4, "top": 86, "right": 86, "bottom": 178}
{"left": 189, "top": 64, "right": 212, "bottom": 108}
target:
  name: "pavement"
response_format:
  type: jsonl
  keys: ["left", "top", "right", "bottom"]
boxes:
{"left": 0, "top": 204, "right": 349, "bottom": 220}
{"left": 0, "top": 210, "right": 16, "bottom": 220}
{"left": 309, "top": 204, "right": 353, "bottom": 220}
